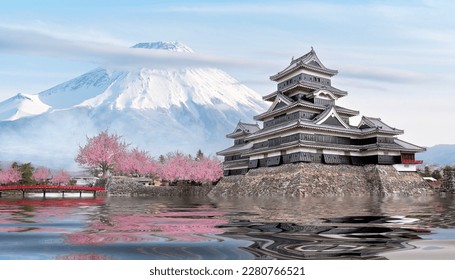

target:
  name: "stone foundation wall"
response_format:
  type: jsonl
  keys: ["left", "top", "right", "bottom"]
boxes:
{"left": 106, "top": 165, "right": 430, "bottom": 197}
{"left": 441, "top": 168, "right": 455, "bottom": 192}
{"left": 210, "top": 163, "right": 431, "bottom": 197}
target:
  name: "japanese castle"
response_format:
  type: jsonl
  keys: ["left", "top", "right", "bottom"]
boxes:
{"left": 217, "top": 48, "right": 425, "bottom": 176}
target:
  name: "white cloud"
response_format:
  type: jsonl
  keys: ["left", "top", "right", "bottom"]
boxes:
{"left": 0, "top": 25, "right": 266, "bottom": 70}
{"left": 340, "top": 65, "right": 431, "bottom": 84}
{"left": 0, "top": 21, "right": 130, "bottom": 46}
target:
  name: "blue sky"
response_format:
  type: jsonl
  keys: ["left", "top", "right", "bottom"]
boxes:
{"left": 0, "top": 0, "right": 454, "bottom": 147}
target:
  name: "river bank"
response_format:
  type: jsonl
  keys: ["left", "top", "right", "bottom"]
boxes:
{"left": 106, "top": 176, "right": 213, "bottom": 196}
{"left": 107, "top": 163, "right": 432, "bottom": 197}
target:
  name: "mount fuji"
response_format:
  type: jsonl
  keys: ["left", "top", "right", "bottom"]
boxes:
{"left": 0, "top": 42, "right": 267, "bottom": 170}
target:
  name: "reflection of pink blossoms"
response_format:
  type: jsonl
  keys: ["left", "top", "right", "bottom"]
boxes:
{"left": 65, "top": 211, "right": 228, "bottom": 245}
{"left": 57, "top": 254, "right": 112, "bottom": 260}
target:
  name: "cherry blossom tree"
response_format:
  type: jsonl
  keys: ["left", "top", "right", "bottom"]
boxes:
{"left": 115, "top": 148, "right": 159, "bottom": 177}
{"left": 114, "top": 151, "right": 133, "bottom": 176}
{"left": 129, "top": 149, "right": 150, "bottom": 175}
{"left": 52, "top": 170, "right": 71, "bottom": 186}
{"left": 32, "top": 167, "right": 51, "bottom": 184}
{"left": 74, "top": 132, "right": 222, "bottom": 184}
{"left": 159, "top": 153, "right": 193, "bottom": 183}
{"left": 157, "top": 152, "right": 223, "bottom": 184}
{"left": 75, "top": 130, "right": 128, "bottom": 177}
{"left": 0, "top": 167, "right": 22, "bottom": 185}
{"left": 143, "top": 157, "right": 160, "bottom": 177}
{"left": 191, "top": 157, "right": 223, "bottom": 183}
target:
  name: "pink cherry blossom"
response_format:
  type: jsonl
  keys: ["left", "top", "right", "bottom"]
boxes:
{"left": 0, "top": 167, "right": 21, "bottom": 185}
{"left": 159, "top": 153, "right": 193, "bottom": 182}
{"left": 75, "top": 130, "right": 128, "bottom": 177}
{"left": 158, "top": 153, "right": 222, "bottom": 183}
{"left": 52, "top": 170, "right": 70, "bottom": 186}
{"left": 32, "top": 167, "right": 51, "bottom": 184}
{"left": 191, "top": 157, "right": 223, "bottom": 183}
{"left": 115, "top": 148, "right": 159, "bottom": 177}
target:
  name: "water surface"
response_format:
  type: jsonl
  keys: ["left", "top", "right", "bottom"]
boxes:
{"left": 0, "top": 194, "right": 454, "bottom": 260}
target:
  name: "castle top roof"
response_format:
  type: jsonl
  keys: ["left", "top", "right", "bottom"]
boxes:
{"left": 270, "top": 48, "right": 338, "bottom": 81}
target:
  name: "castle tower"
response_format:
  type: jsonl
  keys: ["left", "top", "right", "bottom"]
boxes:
{"left": 218, "top": 48, "right": 425, "bottom": 175}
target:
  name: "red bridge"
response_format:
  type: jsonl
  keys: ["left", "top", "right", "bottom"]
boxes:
{"left": 0, "top": 185, "right": 106, "bottom": 197}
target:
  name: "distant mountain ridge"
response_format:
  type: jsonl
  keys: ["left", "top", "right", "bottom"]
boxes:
{"left": 0, "top": 41, "right": 267, "bottom": 170}
{"left": 418, "top": 144, "right": 455, "bottom": 166}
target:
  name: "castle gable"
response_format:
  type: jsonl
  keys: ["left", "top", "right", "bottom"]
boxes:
{"left": 314, "top": 106, "right": 350, "bottom": 128}
{"left": 267, "top": 93, "right": 293, "bottom": 113}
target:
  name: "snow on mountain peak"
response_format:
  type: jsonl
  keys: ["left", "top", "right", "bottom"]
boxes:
{"left": 0, "top": 93, "right": 50, "bottom": 121}
{"left": 36, "top": 42, "right": 265, "bottom": 112}
{"left": 131, "top": 41, "right": 193, "bottom": 53}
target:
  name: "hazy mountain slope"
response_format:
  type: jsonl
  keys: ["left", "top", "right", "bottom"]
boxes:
{"left": 0, "top": 41, "right": 267, "bottom": 170}
{"left": 418, "top": 144, "right": 455, "bottom": 166}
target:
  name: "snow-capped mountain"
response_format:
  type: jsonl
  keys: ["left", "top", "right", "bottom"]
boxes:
{"left": 0, "top": 93, "right": 50, "bottom": 121}
{"left": 0, "top": 41, "right": 266, "bottom": 170}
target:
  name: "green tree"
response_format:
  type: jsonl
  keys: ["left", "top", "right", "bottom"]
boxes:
{"left": 431, "top": 169, "right": 442, "bottom": 180}
{"left": 442, "top": 166, "right": 454, "bottom": 191}
{"left": 158, "top": 155, "right": 165, "bottom": 164}
{"left": 423, "top": 166, "right": 431, "bottom": 177}
{"left": 195, "top": 149, "right": 204, "bottom": 161}
{"left": 12, "top": 162, "right": 36, "bottom": 185}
